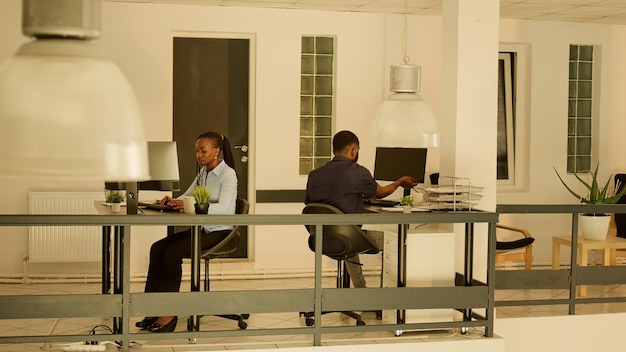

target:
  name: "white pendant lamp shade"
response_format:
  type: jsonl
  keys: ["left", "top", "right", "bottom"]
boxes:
{"left": 371, "top": 64, "right": 439, "bottom": 148}
{"left": 0, "top": 0, "right": 150, "bottom": 181}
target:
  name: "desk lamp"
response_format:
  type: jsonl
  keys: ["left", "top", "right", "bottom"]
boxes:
{"left": 0, "top": 0, "right": 149, "bottom": 181}
{"left": 105, "top": 141, "right": 181, "bottom": 214}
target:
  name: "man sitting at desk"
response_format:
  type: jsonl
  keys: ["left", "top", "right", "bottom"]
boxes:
{"left": 305, "top": 130, "right": 417, "bottom": 288}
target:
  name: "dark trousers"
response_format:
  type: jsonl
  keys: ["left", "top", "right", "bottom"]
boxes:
{"left": 144, "top": 228, "right": 230, "bottom": 292}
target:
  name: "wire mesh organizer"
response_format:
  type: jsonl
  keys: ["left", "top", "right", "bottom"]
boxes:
{"left": 421, "top": 176, "right": 484, "bottom": 211}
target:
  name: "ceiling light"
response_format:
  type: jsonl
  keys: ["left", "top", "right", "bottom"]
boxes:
{"left": 370, "top": 0, "right": 439, "bottom": 148}
{"left": 0, "top": 0, "right": 150, "bottom": 181}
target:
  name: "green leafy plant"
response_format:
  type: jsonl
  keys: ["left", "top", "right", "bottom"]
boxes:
{"left": 554, "top": 163, "right": 626, "bottom": 204}
{"left": 399, "top": 195, "right": 414, "bottom": 207}
{"left": 193, "top": 186, "right": 210, "bottom": 204}
{"left": 105, "top": 190, "right": 125, "bottom": 203}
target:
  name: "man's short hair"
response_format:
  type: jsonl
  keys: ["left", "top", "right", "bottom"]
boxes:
{"left": 333, "top": 130, "right": 359, "bottom": 153}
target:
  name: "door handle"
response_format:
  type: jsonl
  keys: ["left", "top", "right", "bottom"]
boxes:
{"left": 235, "top": 145, "right": 248, "bottom": 153}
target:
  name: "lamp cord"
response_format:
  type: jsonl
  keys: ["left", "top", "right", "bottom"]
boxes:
{"left": 402, "top": 0, "right": 409, "bottom": 64}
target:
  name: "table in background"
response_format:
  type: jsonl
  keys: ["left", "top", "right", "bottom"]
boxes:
{"left": 552, "top": 235, "right": 626, "bottom": 296}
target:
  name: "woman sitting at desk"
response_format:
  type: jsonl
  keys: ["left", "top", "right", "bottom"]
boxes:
{"left": 136, "top": 131, "right": 238, "bottom": 333}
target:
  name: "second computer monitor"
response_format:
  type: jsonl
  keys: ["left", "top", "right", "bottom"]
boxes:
{"left": 373, "top": 147, "right": 427, "bottom": 183}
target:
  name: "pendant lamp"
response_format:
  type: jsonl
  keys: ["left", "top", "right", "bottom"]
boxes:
{"left": 0, "top": 0, "right": 150, "bottom": 181}
{"left": 370, "top": 1, "right": 439, "bottom": 148}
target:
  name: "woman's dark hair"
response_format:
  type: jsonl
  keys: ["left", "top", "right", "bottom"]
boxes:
{"left": 197, "top": 131, "right": 236, "bottom": 169}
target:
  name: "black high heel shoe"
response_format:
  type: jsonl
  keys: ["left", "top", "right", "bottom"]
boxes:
{"left": 135, "top": 317, "right": 157, "bottom": 329}
{"left": 148, "top": 316, "right": 177, "bottom": 333}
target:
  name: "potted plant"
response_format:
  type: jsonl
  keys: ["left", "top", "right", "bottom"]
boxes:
{"left": 554, "top": 164, "right": 626, "bottom": 240}
{"left": 106, "top": 190, "right": 124, "bottom": 213}
{"left": 400, "top": 195, "right": 414, "bottom": 213}
{"left": 192, "top": 186, "right": 210, "bottom": 214}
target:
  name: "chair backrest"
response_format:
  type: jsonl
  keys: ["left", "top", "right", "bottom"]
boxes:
{"left": 201, "top": 198, "right": 249, "bottom": 259}
{"left": 495, "top": 224, "right": 535, "bottom": 251}
{"left": 302, "top": 203, "right": 379, "bottom": 260}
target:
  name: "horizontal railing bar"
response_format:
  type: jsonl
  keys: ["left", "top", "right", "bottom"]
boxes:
{"left": 0, "top": 294, "right": 121, "bottom": 319}
{"left": 0, "top": 212, "right": 497, "bottom": 226}
{"left": 495, "top": 269, "right": 570, "bottom": 290}
{"left": 497, "top": 203, "right": 626, "bottom": 214}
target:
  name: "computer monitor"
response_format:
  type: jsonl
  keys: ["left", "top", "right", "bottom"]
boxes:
{"left": 105, "top": 141, "right": 181, "bottom": 191}
{"left": 373, "top": 147, "right": 427, "bottom": 183}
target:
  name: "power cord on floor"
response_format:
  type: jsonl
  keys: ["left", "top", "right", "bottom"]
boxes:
{"left": 43, "top": 324, "right": 142, "bottom": 351}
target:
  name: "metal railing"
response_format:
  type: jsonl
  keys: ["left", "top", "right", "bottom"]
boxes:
{"left": 0, "top": 210, "right": 497, "bottom": 351}
{"left": 496, "top": 204, "right": 626, "bottom": 314}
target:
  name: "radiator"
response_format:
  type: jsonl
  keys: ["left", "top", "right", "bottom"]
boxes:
{"left": 28, "top": 191, "right": 104, "bottom": 262}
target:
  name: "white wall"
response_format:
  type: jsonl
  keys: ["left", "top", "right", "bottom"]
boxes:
{"left": 1, "top": 0, "right": 626, "bottom": 276}
{"left": 0, "top": 1, "right": 399, "bottom": 276}
{"left": 497, "top": 20, "right": 626, "bottom": 265}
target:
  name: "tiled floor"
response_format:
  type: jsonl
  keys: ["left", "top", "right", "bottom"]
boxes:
{"left": 2, "top": 274, "right": 626, "bottom": 352}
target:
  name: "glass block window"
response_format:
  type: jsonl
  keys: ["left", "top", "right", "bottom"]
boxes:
{"left": 299, "top": 36, "right": 335, "bottom": 175}
{"left": 567, "top": 45, "right": 593, "bottom": 173}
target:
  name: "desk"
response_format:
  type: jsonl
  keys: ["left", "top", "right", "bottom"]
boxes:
{"left": 552, "top": 235, "right": 626, "bottom": 296}
{"left": 382, "top": 228, "right": 455, "bottom": 332}
{"left": 93, "top": 202, "right": 202, "bottom": 333}
{"left": 365, "top": 205, "right": 477, "bottom": 334}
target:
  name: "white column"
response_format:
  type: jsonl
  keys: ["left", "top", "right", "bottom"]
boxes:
{"left": 440, "top": 0, "right": 500, "bottom": 277}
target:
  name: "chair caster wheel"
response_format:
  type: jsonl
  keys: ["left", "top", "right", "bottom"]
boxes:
{"left": 305, "top": 317, "right": 314, "bottom": 326}
{"left": 188, "top": 338, "right": 196, "bottom": 344}
{"left": 376, "top": 310, "right": 382, "bottom": 320}
{"left": 461, "top": 327, "right": 468, "bottom": 334}
{"left": 394, "top": 330, "right": 403, "bottom": 337}
{"left": 242, "top": 314, "right": 250, "bottom": 319}
{"left": 238, "top": 321, "right": 248, "bottom": 329}
{"left": 356, "top": 320, "right": 365, "bottom": 326}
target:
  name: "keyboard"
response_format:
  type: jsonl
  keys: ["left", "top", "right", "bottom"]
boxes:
{"left": 140, "top": 202, "right": 179, "bottom": 212}
{"left": 364, "top": 198, "right": 399, "bottom": 207}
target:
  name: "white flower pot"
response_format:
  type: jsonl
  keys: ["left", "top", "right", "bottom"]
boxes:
{"left": 111, "top": 203, "right": 122, "bottom": 213}
{"left": 580, "top": 213, "right": 611, "bottom": 240}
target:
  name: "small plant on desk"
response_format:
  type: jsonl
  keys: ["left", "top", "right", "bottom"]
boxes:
{"left": 105, "top": 190, "right": 124, "bottom": 213}
{"left": 193, "top": 186, "right": 210, "bottom": 204}
{"left": 192, "top": 186, "right": 211, "bottom": 214}
{"left": 400, "top": 195, "right": 414, "bottom": 207}
{"left": 106, "top": 190, "right": 125, "bottom": 203}
{"left": 400, "top": 195, "right": 414, "bottom": 213}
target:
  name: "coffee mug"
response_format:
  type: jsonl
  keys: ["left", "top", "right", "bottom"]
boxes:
{"left": 182, "top": 196, "right": 195, "bottom": 214}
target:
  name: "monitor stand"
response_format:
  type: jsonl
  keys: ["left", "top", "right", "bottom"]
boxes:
{"left": 126, "top": 182, "right": 139, "bottom": 215}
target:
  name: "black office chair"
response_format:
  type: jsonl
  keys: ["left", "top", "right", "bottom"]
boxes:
{"left": 187, "top": 198, "right": 250, "bottom": 330}
{"left": 300, "top": 203, "right": 379, "bottom": 326}
{"left": 615, "top": 174, "right": 626, "bottom": 238}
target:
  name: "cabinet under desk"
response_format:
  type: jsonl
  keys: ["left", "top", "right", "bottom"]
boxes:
{"left": 382, "top": 227, "right": 456, "bottom": 330}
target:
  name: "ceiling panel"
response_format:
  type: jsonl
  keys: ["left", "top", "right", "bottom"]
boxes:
{"left": 109, "top": 0, "right": 626, "bottom": 25}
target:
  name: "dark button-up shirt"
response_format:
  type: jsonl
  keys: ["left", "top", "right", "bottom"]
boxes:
{"left": 305, "top": 156, "right": 377, "bottom": 214}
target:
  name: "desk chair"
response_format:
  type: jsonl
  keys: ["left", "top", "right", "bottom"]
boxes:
{"left": 301, "top": 203, "right": 380, "bottom": 326}
{"left": 496, "top": 224, "right": 535, "bottom": 270}
{"left": 187, "top": 198, "right": 250, "bottom": 330}
{"left": 614, "top": 174, "right": 626, "bottom": 239}
{"left": 609, "top": 174, "right": 626, "bottom": 264}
